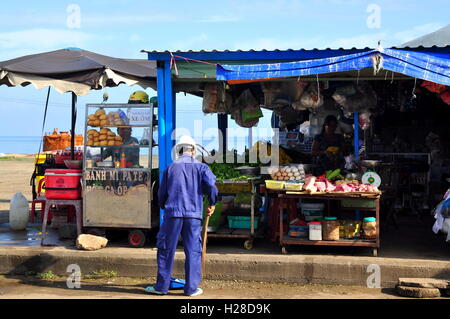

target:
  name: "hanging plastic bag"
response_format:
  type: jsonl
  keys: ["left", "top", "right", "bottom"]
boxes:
{"left": 231, "top": 89, "right": 261, "bottom": 127}
{"left": 332, "top": 82, "right": 377, "bottom": 112}
{"left": 359, "top": 111, "right": 371, "bottom": 130}
{"left": 202, "top": 82, "right": 227, "bottom": 113}
{"left": 440, "top": 89, "right": 450, "bottom": 105}
{"left": 299, "top": 83, "right": 324, "bottom": 109}
{"left": 421, "top": 80, "right": 447, "bottom": 94}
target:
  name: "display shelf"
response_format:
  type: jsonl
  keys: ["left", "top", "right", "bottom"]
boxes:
{"left": 84, "top": 167, "right": 148, "bottom": 171}
{"left": 86, "top": 145, "right": 150, "bottom": 148}
{"left": 88, "top": 125, "right": 152, "bottom": 128}
{"left": 281, "top": 236, "right": 377, "bottom": 247}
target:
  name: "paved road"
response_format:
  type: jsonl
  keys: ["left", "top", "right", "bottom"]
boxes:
{"left": 0, "top": 275, "right": 404, "bottom": 299}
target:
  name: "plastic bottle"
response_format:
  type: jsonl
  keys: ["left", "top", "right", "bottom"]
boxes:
{"left": 114, "top": 150, "right": 121, "bottom": 168}
{"left": 120, "top": 152, "right": 127, "bottom": 168}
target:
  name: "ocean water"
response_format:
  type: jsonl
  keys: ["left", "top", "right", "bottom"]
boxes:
{"left": 0, "top": 136, "right": 268, "bottom": 155}
{"left": 0, "top": 136, "right": 42, "bottom": 154}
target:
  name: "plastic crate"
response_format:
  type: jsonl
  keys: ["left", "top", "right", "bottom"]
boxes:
{"left": 227, "top": 216, "right": 260, "bottom": 229}
{"left": 285, "top": 181, "right": 304, "bottom": 191}
{"left": 265, "top": 180, "right": 285, "bottom": 190}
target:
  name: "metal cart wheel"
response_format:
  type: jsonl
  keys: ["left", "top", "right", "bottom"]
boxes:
{"left": 372, "top": 248, "right": 378, "bottom": 257}
{"left": 281, "top": 246, "right": 288, "bottom": 255}
{"left": 128, "top": 230, "right": 146, "bottom": 248}
{"left": 86, "top": 228, "right": 105, "bottom": 237}
{"left": 244, "top": 239, "right": 253, "bottom": 250}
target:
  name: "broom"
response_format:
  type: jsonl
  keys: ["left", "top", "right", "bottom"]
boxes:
{"left": 201, "top": 215, "right": 211, "bottom": 276}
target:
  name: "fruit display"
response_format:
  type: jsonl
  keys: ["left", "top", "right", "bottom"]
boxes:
{"left": 86, "top": 128, "right": 123, "bottom": 146}
{"left": 87, "top": 108, "right": 127, "bottom": 126}
{"left": 268, "top": 164, "right": 305, "bottom": 181}
{"left": 249, "top": 141, "right": 292, "bottom": 165}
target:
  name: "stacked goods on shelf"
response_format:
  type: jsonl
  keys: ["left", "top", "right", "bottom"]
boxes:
{"left": 86, "top": 128, "right": 123, "bottom": 146}
{"left": 43, "top": 129, "right": 83, "bottom": 151}
{"left": 87, "top": 108, "right": 127, "bottom": 126}
{"left": 268, "top": 164, "right": 305, "bottom": 181}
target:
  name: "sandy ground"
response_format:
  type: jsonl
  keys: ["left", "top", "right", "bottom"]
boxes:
{"left": 0, "top": 156, "right": 35, "bottom": 213}
{"left": 0, "top": 275, "right": 404, "bottom": 299}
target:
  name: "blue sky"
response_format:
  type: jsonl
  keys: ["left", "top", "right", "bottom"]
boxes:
{"left": 0, "top": 0, "right": 448, "bottom": 152}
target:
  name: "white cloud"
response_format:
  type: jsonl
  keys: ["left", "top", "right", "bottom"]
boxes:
{"left": 0, "top": 28, "right": 94, "bottom": 52}
{"left": 230, "top": 36, "right": 325, "bottom": 51}
{"left": 392, "top": 22, "right": 446, "bottom": 44}
{"left": 169, "top": 33, "right": 210, "bottom": 51}
{"left": 196, "top": 15, "right": 240, "bottom": 23}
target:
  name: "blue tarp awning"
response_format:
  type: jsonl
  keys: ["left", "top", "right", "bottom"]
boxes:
{"left": 216, "top": 48, "right": 450, "bottom": 85}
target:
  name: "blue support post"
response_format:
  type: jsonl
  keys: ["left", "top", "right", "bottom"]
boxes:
{"left": 354, "top": 112, "right": 359, "bottom": 160}
{"left": 157, "top": 62, "right": 166, "bottom": 226}
{"left": 156, "top": 61, "right": 176, "bottom": 227}
{"left": 354, "top": 112, "right": 361, "bottom": 220}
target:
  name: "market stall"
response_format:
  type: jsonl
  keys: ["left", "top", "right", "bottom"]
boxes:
{"left": 146, "top": 44, "right": 450, "bottom": 254}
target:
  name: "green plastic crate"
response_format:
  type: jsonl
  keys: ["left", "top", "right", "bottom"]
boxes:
{"left": 228, "top": 216, "right": 260, "bottom": 229}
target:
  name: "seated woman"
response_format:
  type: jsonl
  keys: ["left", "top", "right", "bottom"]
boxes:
{"left": 311, "top": 115, "right": 344, "bottom": 176}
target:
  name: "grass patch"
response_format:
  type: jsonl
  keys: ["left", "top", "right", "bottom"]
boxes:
{"left": 0, "top": 156, "right": 34, "bottom": 161}
{"left": 36, "top": 271, "right": 56, "bottom": 280}
{"left": 84, "top": 270, "right": 118, "bottom": 279}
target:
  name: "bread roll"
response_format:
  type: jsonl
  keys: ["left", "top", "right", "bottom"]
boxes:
{"left": 99, "top": 134, "right": 107, "bottom": 141}
{"left": 107, "top": 140, "right": 115, "bottom": 146}
{"left": 99, "top": 114, "right": 107, "bottom": 120}
{"left": 115, "top": 136, "right": 122, "bottom": 141}
{"left": 95, "top": 109, "right": 106, "bottom": 116}
{"left": 92, "top": 120, "right": 100, "bottom": 126}
{"left": 100, "top": 140, "right": 108, "bottom": 146}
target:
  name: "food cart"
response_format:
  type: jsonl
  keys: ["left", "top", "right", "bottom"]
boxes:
{"left": 210, "top": 177, "right": 264, "bottom": 250}
{"left": 82, "top": 103, "right": 157, "bottom": 247}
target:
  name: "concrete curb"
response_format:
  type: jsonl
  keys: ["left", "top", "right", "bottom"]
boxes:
{"left": 1, "top": 246, "right": 450, "bottom": 288}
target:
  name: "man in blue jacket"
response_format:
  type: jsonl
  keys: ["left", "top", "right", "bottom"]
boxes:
{"left": 145, "top": 135, "right": 218, "bottom": 297}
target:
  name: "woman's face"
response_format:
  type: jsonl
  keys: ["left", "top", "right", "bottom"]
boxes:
{"left": 325, "top": 121, "right": 337, "bottom": 134}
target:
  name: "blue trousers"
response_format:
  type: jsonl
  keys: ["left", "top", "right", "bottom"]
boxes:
{"left": 154, "top": 217, "right": 202, "bottom": 295}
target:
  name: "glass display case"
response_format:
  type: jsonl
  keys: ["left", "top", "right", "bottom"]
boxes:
{"left": 82, "top": 103, "right": 156, "bottom": 230}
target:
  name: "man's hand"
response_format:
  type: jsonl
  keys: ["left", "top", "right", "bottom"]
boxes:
{"left": 207, "top": 205, "right": 215, "bottom": 216}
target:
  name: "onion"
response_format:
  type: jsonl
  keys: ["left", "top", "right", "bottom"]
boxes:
{"left": 288, "top": 173, "right": 293, "bottom": 177}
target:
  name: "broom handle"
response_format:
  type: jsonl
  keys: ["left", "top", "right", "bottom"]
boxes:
{"left": 201, "top": 215, "right": 210, "bottom": 276}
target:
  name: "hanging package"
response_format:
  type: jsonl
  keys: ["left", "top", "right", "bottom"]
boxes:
{"left": 261, "top": 81, "right": 308, "bottom": 110}
{"left": 202, "top": 82, "right": 228, "bottom": 113}
{"left": 440, "top": 90, "right": 450, "bottom": 105}
{"left": 421, "top": 80, "right": 447, "bottom": 94}
{"left": 298, "top": 83, "right": 324, "bottom": 110}
{"left": 231, "top": 89, "right": 261, "bottom": 127}
{"left": 332, "top": 82, "right": 377, "bottom": 112}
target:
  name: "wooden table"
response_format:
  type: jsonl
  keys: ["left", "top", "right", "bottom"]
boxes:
{"left": 278, "top": 191, "right": 381, "bottom": 256}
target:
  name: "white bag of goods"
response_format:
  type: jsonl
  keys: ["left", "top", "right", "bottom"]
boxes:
{"left": 298, "top": 83, "right": 324, "bottom": 110}
{"left": 332, "top": 82, "right": 377, "bottom": 113}
{"left": 202, "top": 82, "right": 228, "bottom": 114}
{"left": 9, "top": 192, "right": 29, "bottom": 230}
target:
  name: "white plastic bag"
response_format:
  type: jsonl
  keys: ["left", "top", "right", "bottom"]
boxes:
{"left": 9, "top": 192, "right": 29, "bottom": 230}
{"left": 299, "top": 84, "right": 324, "bottom": 109}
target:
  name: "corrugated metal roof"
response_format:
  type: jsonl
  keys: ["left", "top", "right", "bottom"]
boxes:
{"left": 141, "top": 45, "right": 450, "bottom": 54}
